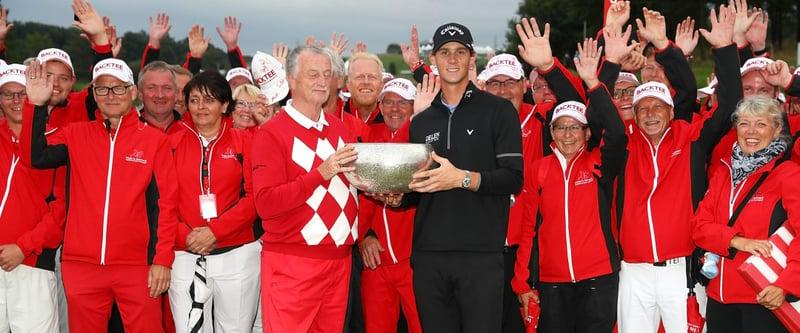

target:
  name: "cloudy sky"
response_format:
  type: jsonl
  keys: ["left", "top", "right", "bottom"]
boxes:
{"left": 6, "top": 0, "right": 521, "bottom": 56}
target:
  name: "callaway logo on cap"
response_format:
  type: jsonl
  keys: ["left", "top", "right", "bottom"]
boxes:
{"left": 432, "top": 22, "right": 474, "bottom": 53}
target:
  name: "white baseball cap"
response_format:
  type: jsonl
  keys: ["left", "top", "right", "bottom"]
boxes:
{"left": 37, "top": 48, "right": 74, "bottom": 75}
{"left": 0, "top": 64, "right": 26, "bottom": 88}
{"left": 251, "top": 51, "right": 289, "bottom": 105}
{"left": 379, "top": 78, "right": 416, "bottom": 102}
{"left": 482, "top": 54, "right": 524, "bottom": 81}
{"left": 616, "top": 72, "right": 640, "bottom": 85}
{"left": 633, "top": 82, "right": 674, "bottom": 107}
{"left": 225, "top": 67, "right": 254, "bottom": 84}
{"left": 551, "top": 101, "right": 588, "bottom": 125}
{"left": 381, "top": 72, "right": 394, "bottom": 82}
{"left": 91, "top": 58, "right": 134, "bottom": 85}
{"left": 740, "top": 57, "right": 774, "bottom": 77}
{"left": 697, "top": 76, "right": 718, "bottom": 99}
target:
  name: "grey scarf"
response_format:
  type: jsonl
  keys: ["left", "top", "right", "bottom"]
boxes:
{"left": 730, "top": 138, "right": 788, "bottom": 188}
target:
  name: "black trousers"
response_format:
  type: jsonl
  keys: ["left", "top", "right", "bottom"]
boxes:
{"left": 502, "top": 246, "right": 526, "bottom": 333}
{"left": 412, "top": 251, "right": 504, "bottom": 333}
{"left": 706, "top": 297, "right": 789, "bottom": 333}
{"left": 535, "top": 272, "right": 618, "bottom": 333}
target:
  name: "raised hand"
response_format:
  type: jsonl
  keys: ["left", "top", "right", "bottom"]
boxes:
{"left": 699, "top": 4, "right": 735, "bottom": 48}
{"left": 620, "top": 51, "right": 647, "bottom": 72}
{"left": 516, "top": 17, "right": 554, "bottom": 71}
{"left": 401, "top": 24, "right": 421, "bottom": 67}
{"left": 0, "top": 8, "right": 14, "bottom": 47}
{"left": 71, "top": 0, "right": 108, "bottom": 46}
{"left": 350, "top": 41, "right": 367, "bottom": 56}
{"left": 413, "top": 74, "right": 439, "bottom": 118}
{"left": 328, "top": 32, "right": 349, "bottom": 56}
{"left": 762, "top": 60, "right": 793, "bottom": 88}
{"left": 272, "top": 42, "right": 289, "bottom": 65}
{"left": 604, "top": 23, "right": 639, "bottom": 64}
{"left": 216, "top": 16, "right": 241, "bottom": 51}
{"left": 675, "top": 17, "right": 699, "bottom": 56}
{"left": 746, "top": 8, "right": 768, "bottom": 51}
{"left": 574, "top": 38, "right": 602, "bottom": 88}
{"left": 148, "top": 13, "right": 172, "bottom": 48}
{"left": 188, "top": 24, "right": 211, "bottom": 58}
{"left": 25, "top": 60, "right": 54, "bottom": 106}
{"left": 635, "top": 7, "right": 668, "bottom": 49}
{"left": 605, "top": 0, "right": 630, "bottom": 29}
{"left": 732, "top": 0, "right": 758, "bottom": 47}
{"left": 107, "top": 23, "right": 122, "bottom": 58}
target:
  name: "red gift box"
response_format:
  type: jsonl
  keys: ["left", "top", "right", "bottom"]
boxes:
{"left": 737, "top": 223, "right": 800, "bottom": 332}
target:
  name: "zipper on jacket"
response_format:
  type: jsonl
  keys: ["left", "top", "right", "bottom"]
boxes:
{"left": 381, "top": 205, "right": 399, "bottom": 264}
{"left": 719, "top": 259, "right": 725, "bottom": 303}
{"left": 446, "top": 112, "right": 453, "bottom": 150}
{"left": 563, "top": 155, "right": 579, "bottom": 282}
{"left": 101, "top": 117, "right": 121, "bottom": 265}
{"left": 641, "top": 130, "right": 668, "bottom": 263}
{"left": 0, "top": 155, "right": 20, "bottom": 219}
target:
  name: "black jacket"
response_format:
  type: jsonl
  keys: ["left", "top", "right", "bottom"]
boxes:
{"left": 407, "top": 82, "right": 524, "bottom": 253}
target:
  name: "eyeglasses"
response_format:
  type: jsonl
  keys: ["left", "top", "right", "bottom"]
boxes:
{"left": 532, "top": 84, "right": 551, "bottom": 92}
{"left": 93, "top": 85, "right": 132, "bottom": 96}
{"left": 552, "top": 124, "right": 586, "bottom": 134}
{"left": 486, "top": 78, "right": 522, "bottom": 90}
{"left": 0, "top": 90, "right": 26, "bottom": 100}
{"left": 381, "top": 99, "right": 412, "bottom": 108}
{"left": 235, "top": 100, "right": 257, "bottom": 109}
{"left": 614, "top": 86, "right": 637, "bottom": 99}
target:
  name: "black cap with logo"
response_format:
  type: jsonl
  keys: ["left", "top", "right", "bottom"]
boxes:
{"left": 432, "top": 23, "right": 474, "bottom": 53}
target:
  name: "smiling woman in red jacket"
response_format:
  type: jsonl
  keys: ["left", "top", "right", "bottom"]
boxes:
{"left": 692, "top": 96, "right": 800, "bottom": 333}
{"left": 167, "top": 70, "right": 261, "bottom": 333}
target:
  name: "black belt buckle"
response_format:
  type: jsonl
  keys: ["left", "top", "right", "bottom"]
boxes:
{"left": 653, "top": 261, "right": 667, "bottom": 267}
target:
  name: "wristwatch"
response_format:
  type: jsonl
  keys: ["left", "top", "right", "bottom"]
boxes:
{"left": 461, "top": 170, "right": 471, "bottom": 189}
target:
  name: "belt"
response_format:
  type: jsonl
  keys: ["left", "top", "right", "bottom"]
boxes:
{"left": 653, "top": 257, "right": 684, "bottom": 267}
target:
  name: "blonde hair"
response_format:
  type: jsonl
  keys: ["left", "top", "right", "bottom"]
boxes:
{"left": 733, "top": 95, "right": 789, "bottom": 143}
{"left": 232, "top": 84, "right": 261, "bottom": 100}
{"left": 347, "top": 52, "right": 384, "bottom": 77}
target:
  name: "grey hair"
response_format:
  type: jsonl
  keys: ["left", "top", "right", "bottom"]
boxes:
{"left": 323, "top": 48, "right": 346, "bottom": 78}
{"left": 138, "top": 60, "right": 177, "bottom": 90}
{"left": 285, "top": 45, "right": 330, "bottom": 78}
{"left": 732, "top": 95, "right": 790, "bottom": 143}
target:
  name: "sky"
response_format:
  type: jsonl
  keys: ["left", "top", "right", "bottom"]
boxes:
{"left": 5, "top": 0, "right": 522, "bottom": 57}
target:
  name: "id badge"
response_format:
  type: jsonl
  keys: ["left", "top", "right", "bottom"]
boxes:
{"left": 199, "top": 194, "right": 218, "bottom": 219}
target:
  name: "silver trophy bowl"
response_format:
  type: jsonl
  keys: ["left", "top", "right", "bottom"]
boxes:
{"left": 344, "top": 143, "right": 437, "bottom": 193}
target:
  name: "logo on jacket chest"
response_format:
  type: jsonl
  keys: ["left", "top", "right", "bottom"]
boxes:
{"left": 574, "top": 170, "right": 594, "bottom": 186}
{"left": 425, "top": 132, "right": 440, "bottom": 144}
{"left": 220, "top": 148, "right": 237, "bottom": 160}
{"left": 748, "top": 191, "right": 765, "bottom": 203}
{"left": 124, "top": 149, "right": 147, "bottom": 165}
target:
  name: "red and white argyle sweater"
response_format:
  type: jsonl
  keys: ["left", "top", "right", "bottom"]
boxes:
{"left": 252, "top": 102, "right": 359, "bottom": 259}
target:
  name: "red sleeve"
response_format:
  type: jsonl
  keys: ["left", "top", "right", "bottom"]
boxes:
{"left": 252, "top": 127, "right": 327, "bottom": 220}
{"left": 511, "top": 160, "right": 541, "bottom": 295}
{"left": 16, "top": 167, "right": 67, "bottom": 255}
{"left": 691, "top": 173, "right": 739, "bottom": 256}
{"left": 773, "top": 165, "right": 800, "bottom": 296}
{"left": 152, "top": 136, "right": 179, "bottom": 268}
{"left": 358, "top": 194, "right": 378, "bottom": 241}
{"left": 208, "top": 131, "right": 258, "bottom": 241}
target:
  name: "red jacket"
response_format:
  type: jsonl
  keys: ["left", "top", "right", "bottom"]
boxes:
{"left": 512, "top": 85, "right": 625, "bottom": 293}
{"left": 252, "top": 104, "right": 358, "bottom": 259}
{"left": 0, "top": 120, "right": 63, "bottom": 269}
{"left": 169, "top": 121, "right": 257, "bottom": 252}
{"left": 357, "top": 123, "right": 415, "bottom": 265}
{"left": 22, "top": 104, "right": 179, "bottom": 268}
{"left": 693, "top": 154, "right": 800, "bottom": 304}
{"left": 618, "top": 44, "right": 741, "bottom": 263}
